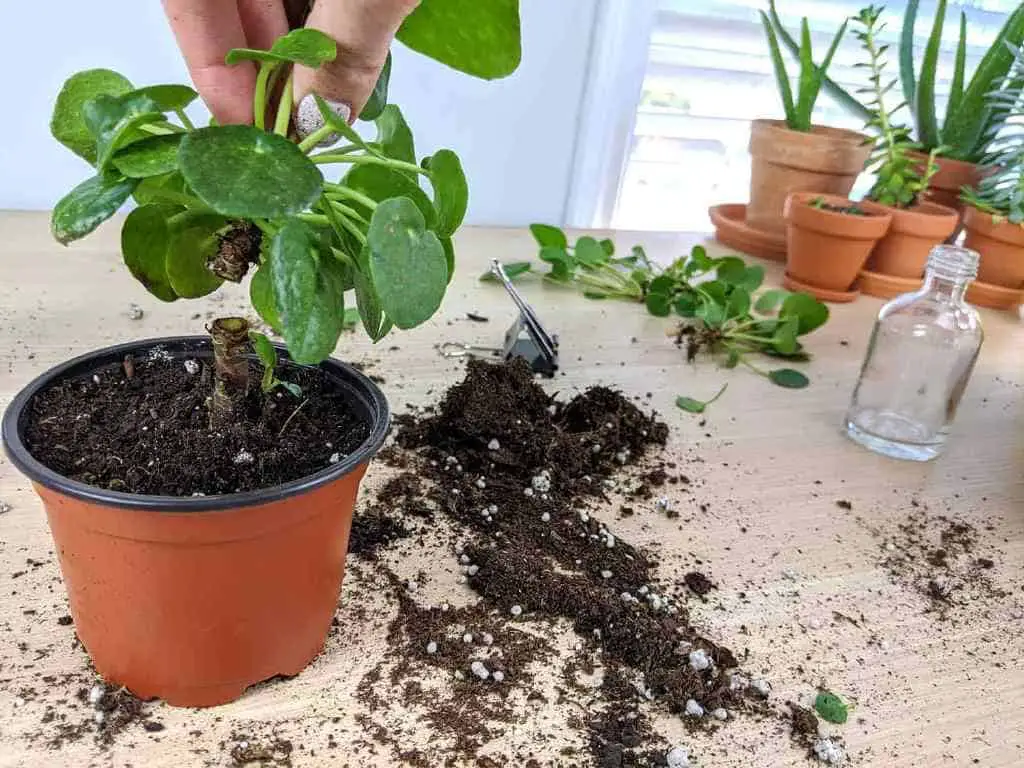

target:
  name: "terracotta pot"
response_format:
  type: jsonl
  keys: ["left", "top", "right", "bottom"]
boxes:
{"left": 963, "top": 205, "right": 1024, "bottom": 289}
{"left": 748, "top": 119, "right": 872, "bottom": 236}
{"left": 908, "top": 151, "right": 982, "bottom": 239}
{"left": 866, "top": 201, "right": 959, "bottom": 279}
{"left": 784, "top": 193, "right": 892, "bottom": 297}
{"left": 1, "top": 337, "right": 389, "bottom": 707}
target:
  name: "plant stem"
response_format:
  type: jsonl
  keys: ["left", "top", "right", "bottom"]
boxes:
{"left": 329, "top": 200, "right": 369, "bottom": 225}
{"left": 208, "top": 317, "right": 250, "bottom": 428}
{"left": 175, "top": 109, "right": 196, "bottom": 131}
{"left": 325, "top": 185, "right": 379, "bottom": 210}
{"left": 138, "top": 123, "right": 179, "bottom": 136}
{"left": 274, "top": 74, "right": 294, "bottom": 136}
{"left": 253, "top": 62, "right": 275, "bottom": 130}
{"left": 299, "top": 125, "right": 336, "bottom": 153}
{"left": 312, "top": 153, "right": 429, "bottom": 176}
{"left": 297, "top": 213, "right": 331, "bottom": 226}
{"left": 330, "top": 206, "right": 368, "bottom": 246}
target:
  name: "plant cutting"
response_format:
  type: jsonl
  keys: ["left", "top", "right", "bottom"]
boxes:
{"left": 770, "top": 0, "right": 1024, "bottom": 230}
{"left": 784, "top": 192, "right": 892, "bottom": 303}
{"left": 854, "top": 5, "right": 958, "bottom": 281}
{"left": 962, "top": 47, "right": 1024, "bottom": 291}
{"left": 748, "top": 8, "right": 871, "bottom": 237}
{"left": 489, "top": 226, "right": 831, "bottom": 389}
{"left": 2, "top": 10, "right": 520, "bottom": 708}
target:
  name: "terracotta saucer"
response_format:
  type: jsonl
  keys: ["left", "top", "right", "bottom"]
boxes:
{"left": 966, "top": 280, "right": 1024, "bottom": 311}
{"left": 783, "top": 273, "right": 859, "bottom": 304}
{"left": 709, "top": 203, "right": 787, "bottom": 262}
{"left": 857, "top": 269, "right": 921, "bottom": 300}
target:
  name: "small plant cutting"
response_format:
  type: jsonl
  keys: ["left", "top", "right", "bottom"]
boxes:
{"left": 490, "top": 225, "right": 831, "bottom": 389}
{"left": 2, "top": 5, "right": 523, "bottom": 711}
{"left": 962, "top": 45, "right": 1024, "bottom": 290}
{"left": 854, "top": 5, "right": 959, "bottom": 280}
{"left": 744, "top": 7, "right": 870, "bottom": 237}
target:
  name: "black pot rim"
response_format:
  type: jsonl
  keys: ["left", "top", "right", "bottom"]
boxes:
{"left": 1, "top": 336, "right": 391, "bottom": 512}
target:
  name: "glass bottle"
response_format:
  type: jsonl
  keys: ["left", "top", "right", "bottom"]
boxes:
{"left": 845, "top": 245, "right": 984, "bottom": 461}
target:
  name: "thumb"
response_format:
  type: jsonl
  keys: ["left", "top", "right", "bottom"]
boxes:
{"left": 293, "top": 0, "right": 418, "bottom": 141}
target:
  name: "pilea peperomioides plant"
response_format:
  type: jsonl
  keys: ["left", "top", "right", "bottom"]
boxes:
{"left": 49, "top": 29, "right": 468, "bottom": 425}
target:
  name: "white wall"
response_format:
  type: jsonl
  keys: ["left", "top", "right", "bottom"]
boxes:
{"left": 0, "top": 1, "right": 599, "bottom": 227}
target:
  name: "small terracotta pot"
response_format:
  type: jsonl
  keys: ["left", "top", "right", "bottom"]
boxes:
{"left": 1, "top": 337, "right": 389, "bottom": 708}
{"left": 963, "top": 205, "right": 1024, "bottom": 289}
{"left": 784, "top": 193, "right": 892, "bottom": 297}
{"left": 866, "top": 201, "right": 959, "bottom": 279}
{"left": 908, "top": 151, "right": 982, "bottom": 239}
{"left": 748, "top": 119, "right": 872, "bottom": 236}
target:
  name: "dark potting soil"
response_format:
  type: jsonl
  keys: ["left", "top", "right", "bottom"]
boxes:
{"left": 352, "top": 359, "right": 766, "bottom": 765}
{"left": 808, "top": 198, "right": 870, "bottom": 216}
{"left": 23, "top": 353, "right": 370, "bottom": 496}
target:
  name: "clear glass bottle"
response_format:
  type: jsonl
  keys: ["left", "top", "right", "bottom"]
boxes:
{"left": 845, "top": 245, "right": 984, "bottom": 461}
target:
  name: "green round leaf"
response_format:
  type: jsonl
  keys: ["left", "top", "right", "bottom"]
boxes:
{"left": 179, "top": 126, "right": 323, "bottom": 218}
{"left": 83, "top": 92, "right": 165, "bottom": 171}
{"left": 130, "top": 84, "right": 198, "bottom": 112}
{"left": 814, "top": 692, "right": 849, "bottom": 724}
{"left": 727, "top": 288, "right": 752, "bottom": 318}
{"left": 539, "top": 245, "right": 573, "bottom": 282}
{"left": 426, "top": 149, "right": 468, "bottom": 237}
{"left": 226, "top": 28, "right": 337, "bottom": 67}
{"left": 165, "top": 215, "right": 226, "bottom": 298}
{"left": 51, "top": 69, "right": 133, "bottom": 163}
{"left": 769, "top": 368, "right": 810, "bottom": 389}
{"left": 645, "top": 292, "right": 672, "bottom": 317}
{"left": 599, "top": 238, "right": 616, "bottom": 256}
{"left": 133, "top": 171, "right": 186, "bottom": 206}
{"left": 121, "top": 204, "right": 180, "bottom": 301}
{"left": 367, "top": 198, "right": 448, "bottom": 330}
{"left": 397, "top": 0, "right": 521, "bottom": 79}
{"left": 111, "top": 134, "right": 182, "bottom": 178}
{"left": 648, "top": 275, "right": 675, "bottom": 296}
{"left": 754, "top": 288, "right": 791, "bottom": 315}
{"left": 530, "top": 224, "right": 568, "bottom": 249}
{"left": 343, "top": 164, "right": 436, "bottom": 229}
{"left": 270, "top": 219, "right": 348, "bottom": 364}
{"left": 780, "top": 292, "right": 830, "bottom": 335}
{"left": 361, "top": 52, "right": 393, "bottom": 121}
{"left": 51, "top": 173, "right": 139, "bottom": 245}
{"left": 375, "top": 104, "right": 415, "bottom": 165}
{"left": 673, "top": 292, "right": 699, "bottom": 317}
{"left": 250, "top": 264, "right": 283, "bottom": 334}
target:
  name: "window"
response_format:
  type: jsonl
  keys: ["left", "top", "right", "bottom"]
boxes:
{"left": 607, "top": 0, "right": 1021, "bottom": 232}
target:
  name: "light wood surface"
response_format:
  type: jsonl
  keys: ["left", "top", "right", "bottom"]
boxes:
{"left": 0, "top": 210, "right": 1022, "bottom": 767}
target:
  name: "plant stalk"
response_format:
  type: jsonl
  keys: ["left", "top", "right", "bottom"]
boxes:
{"left": 208, "top": 317, "right": 251, "bottom": 428}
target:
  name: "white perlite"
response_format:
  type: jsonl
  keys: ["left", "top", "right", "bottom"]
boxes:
{"left": 688, "top": 649, "right": 711, "bottom": 672}
{"left": 751, "top": 678, "right": 772, "bottom": 698}
{"left": 328, "top": 453, "right": 341, "bottom": 464}
{"left": 655, "top": 497, "right": 672, "bottom": 514}
{"left": 684, "top": 699, "right": 704, "bottom": 717}
{"left": 729, "top": 674, "right": 749, "bottom": 692}
{"left": 531, "top": 470, "right": 552, "bottom": 492}
{"left": 426, "top": 641, "right": 438, "bottom": 655}
{"left": 600, "top": 570, "right": 613, "bottom": 579}
{"left": 467, "top": 565, "right": 480, "bottom": 576}
{"left": 127, "top": 304, "right": 144, "bottom": 320}
{"left": 488, "top": 439, "right": 501, "bottom": 451}
{"left": 510, "top": 605, "right": 523, "bottom": 617}
{"left": 482, "top": 633, "right": 494, "bottom": 646}
{"left": 463, "top": 633, "right": 474, "bottom": 643}
{"left": 605, "top": 533, "right": 616, "bottom": 549}
{"left": 233, "top": 450, "right": 255, "bottom": 465}
{"left": 541, "top": 512, "right": 551, "bottom": 523}
{"left": 475, "top": 478, "right": 486, "bottom": 489}
{"left": 492, "top": 670, "right": 505, "bottom": 683}
{"left": 813, "top": 738, "right": 846, "bottom": 764}
{"left": 666, "top": 746, "right": 690, "bottom": 768}
{"left": 88, "top": 685, "right": 105, "bottom": 706}
{"left": 183, "top": 359, "right": 200, "bottom": 375}
{"left": 713, "top": 708, "right": 728, "bottom": 721}
{"left": 0, "top": 502, "right": 10, "bottom": 515}
{"left": 470, "top": 661, "right": 490, "bottom": 680}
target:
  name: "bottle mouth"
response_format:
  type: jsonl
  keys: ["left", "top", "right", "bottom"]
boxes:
{"left": 926, "top": 245, "right": 979, "bottom": 281}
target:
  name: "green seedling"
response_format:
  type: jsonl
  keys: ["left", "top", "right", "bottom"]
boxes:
{"left": 250, "top": 331, "right": 302, "bottom": 397}
{"left": 676, "top": 384, "right": 728, "bottom": 414}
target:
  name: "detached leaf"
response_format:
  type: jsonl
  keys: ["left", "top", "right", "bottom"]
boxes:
{"left": 165, "top": 214, "right": 226, "bottom": 298}
{"left": 814, "top": 691, "right": 849, "bottom": 724}
{"left": 397, "top": 0, "right": 521, "bottom": 79}
{"left": 226, "top": 28, "right": 337, "bottom": 67}
{"left": 51, "top": 69, "right": 133, "bottom": 163}
{"left": 574, "top": 237, "right": 607, "bottom": 267}
{"left": 646, "top": 293, "right": 672, "bottom": 317}
{"left": 481, "top": 261, "right": 532, "bottom": 281}
{"left": 179, "top": 126, "right": 323, "bottom": 218}
{"left": 726, "top": 288, "right": 751, "bottom": 318}
{"left": 270, "top": 219, "right": 348, "bottom": 364}
{"left": 375, "top": 104, "right": 415, "bottom": 165}
{"left": 599, "top": 238, "right": 616, "bottom": 256}
{"left": 121, "top": 204, "right": 180, "bottom": 301}
{"left": 539, "top": 245, "right": 575, "bottom": 282}
{"left": 425, "top": 149, "right": 468, "bottom": 237}
{"left": 367, "top": 197, "right": 448, "bottom": 329}
{"left": 530, "top": 223, "right": 568, "bottom": 249}
{"left": 676, "top": 384, "right": 728, "bottom": 414}
{"left": 780, "top": 292, "right": 830, "bottom": 335}
{"left": 360, "top": 51, "right": 392, "bottom": 121}
{"left": 111, "top": 133, "right": 182, "bottom": 178}
{"left": 51, "top": 172, "right": 138, "bottom": 245}
{"left": 769, "top": 368, "right": 810, "bottom": 389}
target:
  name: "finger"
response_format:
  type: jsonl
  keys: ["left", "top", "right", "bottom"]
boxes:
{"left": 237, "top": 0, "right": 289, "bottom": 52}
{"left": 162, "top": 0, "right": 255, "bottom": 125}
{"left": 293, "top": 0, "right": 418, "bottom": 139}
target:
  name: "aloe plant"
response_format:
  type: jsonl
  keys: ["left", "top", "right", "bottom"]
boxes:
{"left": 768, "top": 0, "right": 1024, "bottom": 162}
{"left": 962, "top": 45, "right": 1024, "bottom": 222}
{"left": 760, "top": 9, "right": 848, "bottom": 131}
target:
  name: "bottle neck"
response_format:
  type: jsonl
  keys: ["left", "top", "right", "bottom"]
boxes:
{"left": 921, "top": 271, "right": 970, "bottom": 303}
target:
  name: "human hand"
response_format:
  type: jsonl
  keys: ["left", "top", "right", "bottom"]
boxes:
{"left": 162, "top": 0, "right": 419, "bottom": 135}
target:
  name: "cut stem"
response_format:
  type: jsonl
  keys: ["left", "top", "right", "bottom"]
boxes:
{"left": 208, "top": 317, "right": 251, "bottom": 428}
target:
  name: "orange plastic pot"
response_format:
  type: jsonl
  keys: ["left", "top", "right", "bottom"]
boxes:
{"left": 748, "top": 119, "right": 872, "bottom": 236}
{"left": 2, "top": 337, "right": 389, "bottom": 708}
{"left": 963, "top": 205, "right": 1024, "bottom": 289}
{"left": 784, "top": 193, "right": 892, "bottom": 297}
{"left": 866, "top": 201, "right": 959, "bottom": 279}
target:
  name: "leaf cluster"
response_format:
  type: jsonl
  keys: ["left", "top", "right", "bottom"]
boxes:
{"left": 50, "top": 29, "right": 469, "bottom": 366}
{"left": 760, "top": 6, "right": 848, "bottom": 132}
{"left": 489, "top": 226, "right": 830, "bottom": 389}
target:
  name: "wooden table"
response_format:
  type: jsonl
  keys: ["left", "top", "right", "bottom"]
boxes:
{"left": 0, "top": 211, "right": 1022, "bottom": 767}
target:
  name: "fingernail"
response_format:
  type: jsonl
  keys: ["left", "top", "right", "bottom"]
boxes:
{"left": 295, "top": 94, "right": 352, "bottom": 146}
